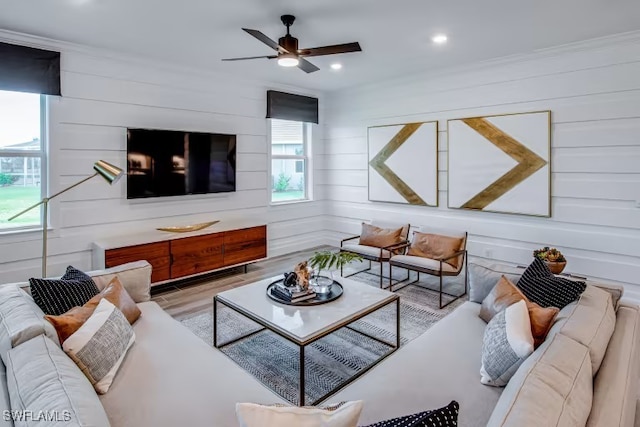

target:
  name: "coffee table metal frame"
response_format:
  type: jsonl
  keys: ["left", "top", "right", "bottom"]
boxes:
{"left": 213, "top": 292, "right": 400, "bottom": 406}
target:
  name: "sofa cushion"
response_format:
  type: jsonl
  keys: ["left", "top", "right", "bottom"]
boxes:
{"left": 29, "top": 276, "right": 100, "bottom": 316}
{"left": 0, "top": 370, "right": 11, "bottom": 427}
{"left": 236, "top": 401, "right": 363, "bottom": 427}
{"left": 361, "top": 401, "right": 459, "bottom": 427}
{"left": 63, "top": 299, "right": 135, "bottom": 394}
{"left": 99, "top": 301, "right": 287, "bottom": 427}
{"left": 480, "top": 276, "right": 558, "bottom": 347}
{"left": 359, "top": 223, "right": 404, "bottom": 249}
{"left": 0, "top": 285, "right": 59, "bottom": 364}
{"left": 481, "top": 300, "right": 534, "bottom": 387}
{"left": 468, "top": 262, "right": 523, "bottom": 303}
{"left": 89, "top": 261, "right": 152, "bottom": 303}
{"left": 389, "top": 255, "right": 458, "bottom": 273}
{"left": 331, "top": 302, "right": 503, "bottom": 427}
{"left": 587, "top": 305, "right": 640, "bottom": 427}
{"left": 487, "top": 333, "right": 592, "bottom": 427}
{"left": 547, "top": 285, "right": 616, "bottom": 375}
{"left": 5, "top": 334, "right": 110, "bottom": 427}
{"left": 516, "top": 258, "right": 586, "bottom": 309}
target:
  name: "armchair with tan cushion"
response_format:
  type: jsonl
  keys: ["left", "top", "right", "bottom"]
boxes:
{"left": 389, "top": 229, "right": 468, "bottom": 308}
{"left": 339, "top": 222, "right": 410, "bottom": 289}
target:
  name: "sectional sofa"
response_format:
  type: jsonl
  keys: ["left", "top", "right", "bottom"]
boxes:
{"left": 0, "top": 260, "right": 637, "bottom": 426}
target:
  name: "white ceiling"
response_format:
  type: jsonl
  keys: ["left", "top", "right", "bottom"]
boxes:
{"left": 1, "top": 0, "right": 640, "bottom": 91}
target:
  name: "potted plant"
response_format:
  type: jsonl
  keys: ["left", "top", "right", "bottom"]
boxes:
{"left": 308, "top": 251, "right": 362, "bottom": 293}
{"left": 533, "top": 246, "right": 567, "bottom": 274}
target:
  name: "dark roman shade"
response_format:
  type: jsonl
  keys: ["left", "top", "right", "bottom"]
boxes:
{"left": 0, "top": 42, "right": 61, "bottom": 96}
{"left": 266, "top": 90, "right": 318, "bottom": 124}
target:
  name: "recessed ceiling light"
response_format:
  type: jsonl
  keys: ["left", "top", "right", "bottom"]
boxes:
{"left": 330, "top": 63, "right": 343, "bottom": 70}
{"left": 432, "top": 34, "right": 448, "bottom": 44}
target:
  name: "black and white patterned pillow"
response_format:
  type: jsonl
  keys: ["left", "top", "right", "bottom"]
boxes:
{"left": 29, "top": 271, "right": 100, "bottom": 316}
{"left": 361, "top": 401, "right": 459, "bottom": 427}
{"left": 516, "top": 258, "right": 586, "bottom": 309}
{"left": 61, "top": 265, "right": 94, "bottom": 282}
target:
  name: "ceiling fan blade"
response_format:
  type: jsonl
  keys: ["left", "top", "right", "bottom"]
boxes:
{"left": 298, "top": 42, "right": 361, "bottom": 57}
{"left": 297, "top": 57, "right": 320, "bottom": 73}
{"left": 242, "top": 28, "right": 288, "bottom": 53}
{"left": 222, "top": 55, "right": 278, "bottom": 61}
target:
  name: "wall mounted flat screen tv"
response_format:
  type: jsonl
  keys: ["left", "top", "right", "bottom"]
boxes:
{"left": 126, "top": 128, "right": 236, "bottom": 199}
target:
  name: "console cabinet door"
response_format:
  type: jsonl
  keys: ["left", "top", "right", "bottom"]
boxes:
{"left": 105, "top": 242, "right": 171, "bottom": 283}
{"left": 223, "top": 226, "right": 267, "bottom": 267}
{"left": 170, "top": 233, "right": 224, "bottom": 278}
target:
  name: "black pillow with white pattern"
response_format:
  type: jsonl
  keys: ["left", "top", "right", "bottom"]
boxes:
{"left": 360, "top": 401, "right": 459, "bottom": 427}
{"left": 29, "top": 266, "right": 100, "bottom": 316}
{"left": 516, "top": 258, "right": 586, "bottom": 309}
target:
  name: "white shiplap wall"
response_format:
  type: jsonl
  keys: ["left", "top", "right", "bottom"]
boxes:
{"left": 323, "top": 34, "right": 640, "bottom": 300}
{"left": 0, "top": 31, "right": 326, "bottom": 283}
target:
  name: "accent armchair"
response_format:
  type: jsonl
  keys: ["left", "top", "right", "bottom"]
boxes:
{"left": 339, "top": 222, "right": 411, "bottom": 289}
{"left": 389, "top": 229, "right": 468, "bottom": 308}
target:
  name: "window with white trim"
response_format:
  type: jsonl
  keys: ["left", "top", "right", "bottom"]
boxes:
{"left": 270, "top": 119, "right": 310, "bottom": 203}
{"left": 0, "top": 90, "right": 45, "bottom": 231}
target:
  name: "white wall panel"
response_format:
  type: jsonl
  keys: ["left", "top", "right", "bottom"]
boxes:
{"left": 324, "top": 38, "right": 640, "bottom": 295}
{"left": 0, "top": 39, "right": 324, "bottom": 282}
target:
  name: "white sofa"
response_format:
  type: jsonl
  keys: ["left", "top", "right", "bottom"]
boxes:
{"left": 0, "top": 260, "right": 637, "bottom": 426}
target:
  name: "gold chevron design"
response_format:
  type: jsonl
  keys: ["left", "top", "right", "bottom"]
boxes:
{"left": 369, "top": 123, "right": 430, "bottom": 206}
{"left": 460, "top": 117, "right": 547, "bottom": 210}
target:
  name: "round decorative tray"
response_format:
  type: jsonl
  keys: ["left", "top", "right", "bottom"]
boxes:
{"left": 266, "top": 279, "right": 344, "bottom": 306}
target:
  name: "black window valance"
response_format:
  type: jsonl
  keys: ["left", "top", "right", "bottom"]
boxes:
{"left": 0, "top": 42, "right": 61, "bottom": 96}
{"left": 266, "top": 90, "right": 318, "bottom": 124}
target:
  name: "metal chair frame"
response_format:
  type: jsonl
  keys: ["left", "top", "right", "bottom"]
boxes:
{"left": 388, "top": 233, "right": 468, "bottom": 309}
{"left": 339, "top": 236, "right": 410, "bottom": 290}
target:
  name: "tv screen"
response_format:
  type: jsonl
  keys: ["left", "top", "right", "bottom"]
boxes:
{"left": 126, "top": 128, "right": 236, "bottom": 199}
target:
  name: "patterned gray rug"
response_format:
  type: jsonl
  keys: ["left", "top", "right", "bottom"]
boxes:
{"left": 180, "top": 264, "right": 465, "bottom": 405}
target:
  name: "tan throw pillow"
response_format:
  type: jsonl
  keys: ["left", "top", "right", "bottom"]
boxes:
{"left": 63, "top": 299, "right": 135, "bottom": 394}
{"left": 84, "top": 277, "right": 141, "bottom": 325}
{"left": 407, "top": 232, "right": 464, "bottom": 269}
{"left": 358, "top": 223, "right": 403, "bottom": 248}
{"left": 480, "top": 275, "right": 559, "bottom": 348}
{"left": 45, "top": 277, "right": 141, "bottom": 344}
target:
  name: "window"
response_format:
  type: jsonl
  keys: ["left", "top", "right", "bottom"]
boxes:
{"left": 270, "top": 119, "right": 310, "bottom": 203}
{"left": 0, "top": 90, "right": 45, "bottom": 231}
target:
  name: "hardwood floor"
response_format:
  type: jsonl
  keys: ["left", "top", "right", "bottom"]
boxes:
{"left": 151, "top": 245, "right": 332, "bottom": 319}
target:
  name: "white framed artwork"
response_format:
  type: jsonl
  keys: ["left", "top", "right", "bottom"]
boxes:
{"left": 368, "top": 121, "right": 438, "bottom": 206}
{"left": 447, "top": 111, "right": 551, "bottom": 217}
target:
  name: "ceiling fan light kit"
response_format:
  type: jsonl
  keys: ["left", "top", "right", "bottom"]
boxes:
{"left": 222, "top": 14, "right": 362, "bottom": 73}
{"left": 277, "top": 53, "right": 299, "bottom": 67}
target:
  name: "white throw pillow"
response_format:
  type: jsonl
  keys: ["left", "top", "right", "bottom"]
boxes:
{"left": 236, "top": 401, "right": 364, "bottom": 427}
{"left": 63, "top": 298, "right": 135, "bottom": 394}
{"left": 481, "top": 300, "right": 534, "bottom": 386}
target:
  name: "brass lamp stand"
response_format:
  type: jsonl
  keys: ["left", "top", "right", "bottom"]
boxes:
{"left": 8, "top": 160, "right": 124, "bottom": 277}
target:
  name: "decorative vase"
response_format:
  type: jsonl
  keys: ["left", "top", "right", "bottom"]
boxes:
{"left": 311, "top": 271, "right": 334, "bottom": 295}
{"left": 545, "top": 261, "right": 566, "bottom": 274}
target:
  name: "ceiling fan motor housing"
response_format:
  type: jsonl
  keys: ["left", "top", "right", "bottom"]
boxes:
{"left": 278, "top": 34, "right": 299, "bottom": 53}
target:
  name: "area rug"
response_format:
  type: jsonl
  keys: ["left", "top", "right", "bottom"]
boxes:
{"left": 180, "top": 264, "right": 465, "bottom": 405}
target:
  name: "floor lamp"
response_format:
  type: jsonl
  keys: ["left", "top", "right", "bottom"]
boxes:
{"left": 8, "top": 160, "right": 124, "bottom": 277}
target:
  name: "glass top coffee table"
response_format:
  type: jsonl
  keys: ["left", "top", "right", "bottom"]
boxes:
{"left": 213, "top": 276, "right": 400, "bottom": 406}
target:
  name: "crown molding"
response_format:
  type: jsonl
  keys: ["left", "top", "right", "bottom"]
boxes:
{"left": 329, "top": 30, "right": 640, "bottom": 95}
{"left": 0, "top": 29, "right": 324, "bottom": 98}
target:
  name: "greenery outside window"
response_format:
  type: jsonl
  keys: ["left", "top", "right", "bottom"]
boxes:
{"left": 0, "top": 90, "right": 45, "bottom": 231}
{"left": 270, "top": 119, "right": 310, "bottom": 203}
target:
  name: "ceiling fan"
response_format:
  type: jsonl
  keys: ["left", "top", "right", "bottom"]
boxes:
{"left": 222, "top": 15, "right": 362, "bottom": 73}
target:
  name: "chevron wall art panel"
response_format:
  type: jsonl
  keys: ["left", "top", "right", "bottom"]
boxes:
{"left": 447, "top": 111, "right": 551, "bottom": 217}
{"left": 368, "top": 121, "right": 438, "bottom": 206}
